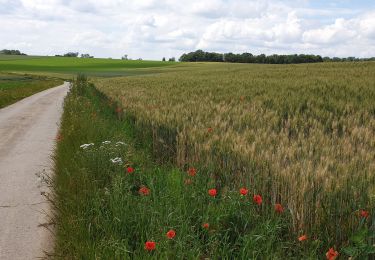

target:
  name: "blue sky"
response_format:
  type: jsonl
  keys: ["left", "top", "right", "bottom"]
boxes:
{"left": 0, "top": 0, "right": 374, "bottom": 59}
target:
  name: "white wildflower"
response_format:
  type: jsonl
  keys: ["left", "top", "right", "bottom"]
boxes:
{"left": 110, "top": 157, "right": 123, "bottom": 165}
{"left": 102, "top": 141, "right": 111, "bottom": 145}
{"left": 116, "top": 141, "right": 126, "bottom": 146}
{"left": 80, "top": 143, "right": 94, "bottom": 149}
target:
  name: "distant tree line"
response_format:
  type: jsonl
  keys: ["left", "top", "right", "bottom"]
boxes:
{"left": 179, "top": 50, "right": 375, "bottom": 64}
{"left": 0, "top": 49, "right": 27, "bottom": 55}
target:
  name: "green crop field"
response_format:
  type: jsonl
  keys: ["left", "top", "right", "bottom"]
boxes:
{"left": 51, "top": 62, "right": 375, "bottom": 259}
{"left": 0, "top": 55, "right": 177, "bottom": 77}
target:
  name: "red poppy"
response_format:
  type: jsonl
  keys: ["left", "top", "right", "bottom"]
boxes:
{"left": 360, "top": 209, "right": 370, "bottom": 218}
{"left": 239, "top": 188, "right": 248, "bottom": 196}
{"left": 127, "top": 167, "right": 134, "bottom": 174}
{"left": 187, "top": 167, "right": 197, "bottom": 177}
{"left": 202, "top": 223, "right": 209, "bottom": 229}
{"left": 275, "top": 203, "right": 284, "bottom": 213}
{"left": 298, "top": 235, "right": 307, "bottom": 242}
{"left": 208, "top": 127, "right": 213, "bottom": 133}
{"left": 139, "top": 186, "right": 150, "bottom": 196}
{"left": 144, "top": 241, "right": 156, "bottom": 251}
{"left": 184, "top": 178, "right": 193, "bottom": 185}
{"left": 253, "top": 194, "right": 262, "bottom": 205}
{"left": 326, "top": 247, "right": 339, "bottom": 260}
{"left": 116, "top": 107, "right": 122, "bottom": 113}
{"left": 166, "top": 229, "right": 176, "bottom": 239}
{"left": 208, "top": 189, "right": 217, "bottom": 197}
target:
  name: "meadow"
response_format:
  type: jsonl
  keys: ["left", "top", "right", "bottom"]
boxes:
{"left": 0, "top": 55, "right": 176, "bottom": 77}
{"left": 0, "top": 73, "right": 62, "bottom": 108}
{"left": 92, "top": 62, "right": 375, "bottom": 257}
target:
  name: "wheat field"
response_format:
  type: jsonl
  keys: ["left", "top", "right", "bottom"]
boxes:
{"left": 95, "top": 62, "right": 375, "bottom": 242}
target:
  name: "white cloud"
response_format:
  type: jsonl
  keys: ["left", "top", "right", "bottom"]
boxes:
{"left": 0, "top": 0, "right": 374, "bottom": 59}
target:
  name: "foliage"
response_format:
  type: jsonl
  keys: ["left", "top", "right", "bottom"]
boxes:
{"left": 0, "top": 49, "right": 27, "bottom": 55}
{"left": 179, "top": 49, "right": 375, "bottom": 63}
{"left": 341, "top": 220, "right": 375, "bottom": 259}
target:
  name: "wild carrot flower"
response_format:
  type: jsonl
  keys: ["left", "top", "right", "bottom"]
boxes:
{"left": 202, "top": 223, "right": 209, "bottom": 229}
{"left": 275, "top": 203, "right": 284, "bottom": 213}
{"left": 188, "top": 167, "right": 197, "bottom": 177}
{"left": 144, "top": 241, "right": 156, "bottom": 251}
{"left": 166, "top": 230, "right": 176, "bottom": 239}
{"left": 326, "top": 248, "right": 339, "bottom": 260}
{"left": 298, "top": 235, "right": 307, "bottom": 241}
{"left": 253, "top": 194, "right": 262, "bottom": 205}
{"left": 208, "top": 189, "right": 217, "bottom": 197}
{"left": 239, "top": 188, "right": 248, "bottom": 196}
{"left": 139, "top": 186, "right": 150, "bottom": 196}
{"left": 127, "top": 167, "right": 134, "bottom": 173}
{"left": 360, "top": 209, "right": 369, "bottom": 218}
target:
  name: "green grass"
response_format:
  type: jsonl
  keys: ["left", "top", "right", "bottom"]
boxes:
{"left": 53, "top": 77, "right": 374, "bottom": 259}
{"left": 0, "top": 73, "right": 63, "bottom": 108}
{"left": 0, "top": 55, "right": 177, "bottom": 77}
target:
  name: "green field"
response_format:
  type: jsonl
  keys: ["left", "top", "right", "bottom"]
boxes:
{"left": 0, "top": 73, "right": 62, "bottom": 108}
{"left": 0, "top": 55, "right": 177, "bottom": 77}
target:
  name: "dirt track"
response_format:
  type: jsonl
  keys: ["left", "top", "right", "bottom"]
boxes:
{"left": 0, "top": 82, "right": 69, "bottom": 259}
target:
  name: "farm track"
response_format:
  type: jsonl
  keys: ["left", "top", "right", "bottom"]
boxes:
{"left": 0, "top": 82, "right": 69, "bottom": 259}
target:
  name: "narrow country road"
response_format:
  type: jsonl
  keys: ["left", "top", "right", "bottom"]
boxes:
{"left": 0, "top": 82, "right": 69, "bottom": 259}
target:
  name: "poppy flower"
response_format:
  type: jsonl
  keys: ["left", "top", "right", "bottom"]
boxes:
{"left": 326, "top": 247, "right": 339, "bottom": 260}
{"left": 208, "top": 127, "right": 213, "bottom": 133}
{"left": 202, "top": 223, "right": 209, "bottom": 229}
{"left": 253, "top": 194, "right": 262, "bottom": 205}
{"left": 166, "top": 229, "right": 176, "bottom": 239}
{"left": 298, "top": 235, "right": 307, "bottom": 242}
{"left": 275, "top": 203, "right": 284, "bottom": 213}
{"left": 208, "top": 189, "right": 217, "bottom": 197}
{"left": 187, "top": 167, "right": 197, "bottom": 177}
{"left": 144, "top": 241, "right": 156, "bottom": 251}
{"left": 127, "top": 167, "right": 134, "bottom": 174}
{"left": 360, "top": 209, "right": 369, "bottom": 218}
{"left": 184, "top": 178, "right": 193, "bottom": 185}
{"left": 116, "top": 107, "right": 122, "bottom": 113}
{"left": 239, "top": 188, "right": 248, "bottom": 196}
{"left": 139, "top": 186, "right": 150, "bottom": 196}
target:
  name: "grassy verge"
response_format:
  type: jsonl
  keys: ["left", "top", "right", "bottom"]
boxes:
{"left": 0, "top": 73, "right": 63, "bottom": 108}
{"left": 53, "top": 77, "right": 374, "bottom": 259}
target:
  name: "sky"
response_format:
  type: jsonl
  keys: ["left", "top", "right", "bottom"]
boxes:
{"left": 1, "top": 0, "right": 375, "bottom": 60}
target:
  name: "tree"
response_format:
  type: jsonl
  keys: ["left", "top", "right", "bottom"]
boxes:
{"left": 162, "top": 57, "right": 166, "bottom": 61}
{"left": 81, "top": 53, "right": 93, "bottom": 58}
{"left": 0, "top": 49, "right": 26, "bottom": 55}
{"left": 168, "top": 57, "right": 176, "bottom": 62}
{"left": 122, "top": 54, "right": 128, "bottom": 60}
{"left": 63, "top": 52, "right": 79, "bottom": 57}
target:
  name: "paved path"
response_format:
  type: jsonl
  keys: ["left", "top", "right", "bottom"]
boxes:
{"left": 0, "top": 82, "right": 69, "bottom": 259}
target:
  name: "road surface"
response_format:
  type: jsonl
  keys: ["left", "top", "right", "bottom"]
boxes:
{"left": 0, "top": 82, "right": 69, "bottom": 259}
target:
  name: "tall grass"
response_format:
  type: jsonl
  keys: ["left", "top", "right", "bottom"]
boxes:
{"left": 53, "top": 76, "right": 358, "bottom": 258}
{"left": 95, "top": 62, "right": 375, "bottom": 246}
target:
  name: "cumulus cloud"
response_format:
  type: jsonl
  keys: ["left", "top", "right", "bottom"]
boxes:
{"left": 0, "top": 0, "right": 374, "bottom": 59}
